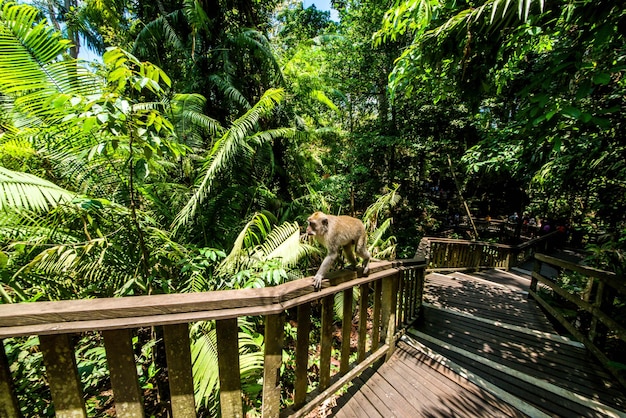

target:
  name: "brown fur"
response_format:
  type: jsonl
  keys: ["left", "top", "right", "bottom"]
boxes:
{"left": 306, "top": 212, "right": 370, "bottom": 289}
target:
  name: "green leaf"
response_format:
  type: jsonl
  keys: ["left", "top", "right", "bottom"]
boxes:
{"left": 0, "top": 167, "right": 75, "bottom": 212}
{"left": 561, "top": 106, "right": 581, "bottom": 119}
{"left": 0, "top": 251, "right": 8, "bottom": 269}
{"left": 134, "top": 159, "right": 149, "bottom": 179}
{"left": 592, "top": 72, "right": 611, "bottom": 85}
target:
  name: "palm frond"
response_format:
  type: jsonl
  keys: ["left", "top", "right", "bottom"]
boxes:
{"left": 217, "top": 213, "right": 316, "bottom": 283}
{"left": 0, "top": 166, "right": 75, "bottom": 212}
{"left": 234, "top": 29, "right": 285, "bottom": 86}
{"left": 217, "top": 213, "right": 271, "bottom": 274}
{"left": 368, "top": 218, "right": 397, "bottom": 259}
{"left": 208, "top": 74, "right": 251, "bottom": 110}
{"left": 309, "top": 89, "right": 339, "bottom": 112}
{"left": 190, "top": 322, "right": 220, "bottom": 410}
{"left": 169, "top": 93, "right": 223, "bottom": 150}
{"left": 426, "top": 0, "right": 545, "bottom": 40}
{"left": 0, "top": 1, "right": 100, "bottom": 120}
{"left": 132, "top": 14, "right": 186, "bottom": 57}
{"left": 171, "top": 88, "right": 285, "bottom": 233}
{"left": 363, "top": 184, "right": 401, "bottom": 232}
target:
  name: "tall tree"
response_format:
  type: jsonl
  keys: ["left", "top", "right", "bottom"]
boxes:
{"left": 377, "top": 0, "right": 626, "bottom": 237}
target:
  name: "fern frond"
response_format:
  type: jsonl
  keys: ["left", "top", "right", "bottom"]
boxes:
{"left": 257, "top": 221, "right": 316, "bottom": 268}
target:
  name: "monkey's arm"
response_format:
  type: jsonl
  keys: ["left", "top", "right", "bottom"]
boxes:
{"left": 313, "top": 250, "right": 338, "bottom": 290}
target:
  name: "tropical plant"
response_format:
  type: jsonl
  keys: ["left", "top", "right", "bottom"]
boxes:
{"left": 215, "top": 211, "right": 317, "bottom": 288}
{"left": 190, "top": 317, "right": 266, "bottom": 415}
{"left": 171, "top": 88, "right": 293, "bottom": 235}
{"left": 363, "top": 184, "right": 401, "bottom": 259}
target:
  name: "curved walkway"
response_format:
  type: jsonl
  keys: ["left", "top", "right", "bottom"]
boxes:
{"left": 330, "top": 269, "right": 626, "bottom": 417}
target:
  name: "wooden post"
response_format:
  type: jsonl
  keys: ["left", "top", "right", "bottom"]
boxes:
{"left": 529, "top": 257, "right": 541, "bottom": 299}
{"left": 415, "top": 266, "right": 426, "bottom": 320}
{"left": 589, "top": 282, "right": 615, "bottom": 346}
{"left": 472, "top": 244, "right": 483, "bottom": 271}
{"left": 319, "top": 295, "right": 334, "bottom": 390}
{"left": 371, "top": 280, "right": 382, "bottom": 351}
{"left": 102, "top": 329, "right": 144, "bottom": 418}
{"left": 293, "top": 303, "right": 311, "bottom": 409}
{"left": 0, "top": 339, "right": 21, "bottom": 417}
{"left": 505, "top": 251, "right": 512, "bottom": 271}
{"left": 216, "top": 318, "right": 243, "bottom": 418}
{"left": 357, "top": 284, "right": 369, "bottom": 363}
{"left": 396, "top": 268, "right": 406, "bottom": 325}
{"left": 381, "top": 274, "right": 399, "bottom": 361}
{"left": 589, "top": 281, "right": 604, "bottom": 344}
{"left": 39, "top": 334, "right": 87, "bottom": 418}
{"left": 262, "top": 313, "right": 284, "bottom": 418}
{"left": 406, "top": 268, "right": 416, "bottom": 320}
{"left": 163, "top": 324, "right": 196, "bottom": 418}
{"left": 340, "top": 289, "right": 353, "bottom": 375}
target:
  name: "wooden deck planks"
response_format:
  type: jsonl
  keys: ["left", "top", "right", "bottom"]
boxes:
{"left": 415, "top": 309, "right": 626, "bottom": 413}
{"left": 330, "top": 268, "right": 626, "bottom": 418}
{"left": 415, "top": 338, "right": 609, "bottom": 418}
{"left": 394, "top": 343, "right": 527, "bottom": 418}
{"left": 419, "top": 307, "right": 608, "bottom": 383}
{"left": 333, "top": 342, "right": 527, "bottom": 417}
{"left": 424, "top": 272, "right": 555, "bottom": 332}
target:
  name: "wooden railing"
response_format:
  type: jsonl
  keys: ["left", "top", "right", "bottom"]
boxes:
{"left": 529, "top": 253, "right": 626, "bottom": 390}
{"left": 417, "top": 231, "right": 558, "bottom": 272}
{"left": 0, "top": 258, "right": 426, "bottom": 418}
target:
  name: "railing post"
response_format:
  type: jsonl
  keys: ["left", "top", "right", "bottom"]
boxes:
{"left": 589, "top": 282, "right": 615, "bottom": 346}
{"left": 357, "top": 283, "right": 369, "bottom": 363}
{"left": 163, "top": 324, "right": 196, "bottom": 418}
{"left": 216, "top": 318, "right": 243, "bottom": 418}
{"left": 0, "top": 339, "right": 21, "bottom": 417}
{"left": 340, "top": 289, "right": 353, "bottom": 375}
{"left": 505, "top": 251, "right": 512, "bottom": 271}
{"left": 319, "top": 295, "right": 334, "bottom": 391}
{"left": 262, "top": 313, "right": 284, "bottom": 418}
{"left": 381, "top": 273, "right": 399, "bottom": 361}
{"left": 416, "top": 264, "right": 426, "bottom": 319}
{"left": 293, "top": 303, "right": 311, "bottom": 409}
{"left": 371, "top": 280, "right": 382, "bottom": 351}
{"left": 39, "top": 334, "right": 87, "bottom": 418}
{"left": 529, "top": 257, "right": 541, "bottom": 299}
{"left": 400, "top": 267, "right": 409, "bottom": 324}
{"left": 102, "top": 329, "right": 144, "bottom": 418}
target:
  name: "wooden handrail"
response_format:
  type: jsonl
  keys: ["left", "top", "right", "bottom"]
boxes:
{"left": 418, "top": 232, "right": 559, "bottom": 272}
{"left": 0, "top": 258, "right": 427, "bottom": 418}
{"left": 529, "top": 254, "right": 626, "bottom": 390}
{"left": 534, "top": 253, "right": 626, "bottom": 296}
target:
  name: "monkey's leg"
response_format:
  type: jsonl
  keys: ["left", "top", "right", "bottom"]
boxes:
{"left": 314, "top": 252, "right": 338, "bottom": 290}
{"left": 355, "top": 238, "right": 371, "bottom": 275}
{"left": 343, "top": 245, "right": 358, "bottom": 269}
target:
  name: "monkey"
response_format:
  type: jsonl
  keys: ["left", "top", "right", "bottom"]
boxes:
{"left": 306, "top": 211, "right": 371, "bottom": 290}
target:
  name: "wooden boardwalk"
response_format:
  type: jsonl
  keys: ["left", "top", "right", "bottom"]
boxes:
{"left": 330, "top": 268, "right": 626, "bottom": 417}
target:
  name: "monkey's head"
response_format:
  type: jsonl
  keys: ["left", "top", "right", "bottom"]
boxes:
{"left": 306, "top": 211, "right": 328, "bottom": 237}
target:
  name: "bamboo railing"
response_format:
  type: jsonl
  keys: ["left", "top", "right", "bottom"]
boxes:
{"left": 417, "top": 231, "right": 558, "bottom": 272}
{"left": 0, "top": 258, "right": 426, "bottom": 418}
{"left": 529, "top": 253, "right": 626, "bottom": 390}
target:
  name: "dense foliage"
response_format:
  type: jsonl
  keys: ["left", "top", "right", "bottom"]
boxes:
{"left": 1, "top": 0, "right": 624, "bottom": 415}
